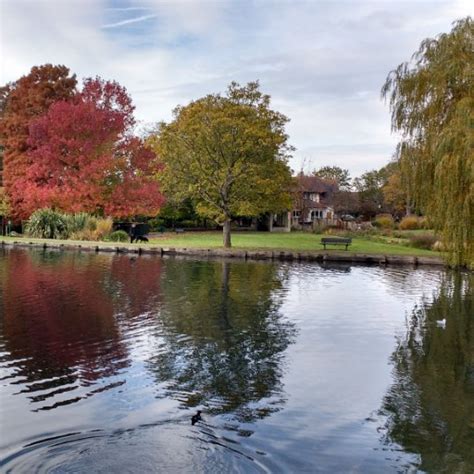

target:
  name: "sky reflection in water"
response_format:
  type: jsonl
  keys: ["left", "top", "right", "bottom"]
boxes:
{"left": 0, "top": 248, "right": 472, "bottom": 473}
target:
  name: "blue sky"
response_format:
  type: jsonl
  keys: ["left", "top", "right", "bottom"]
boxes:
{"left": 1, "top": 0, "right": 472, "bottom": 176}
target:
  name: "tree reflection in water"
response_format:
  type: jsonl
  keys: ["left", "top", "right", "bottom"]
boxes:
{"left": 148, "top": 259, "right": 296, "bottom": 422}
{"left": 381, "top": 272, "right": 474, "bottom": 472}
{"left": 0, "top": 249, "right": 163, "bottom": 410}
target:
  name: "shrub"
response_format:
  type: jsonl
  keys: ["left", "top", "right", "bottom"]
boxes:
{"left": 64, "top": 212, "right": 91, "bottom": 234}
{"left": 70, "top": 229, "right": 93, "bottom": 241}
{"left": 70, "top": 217, "right": 113, "bottom": 241}
{"left": 95, "top": 217, "right": 113, "bottom": 240}
{"left": 25, "top": 209, "right": 68, "bottom": 239}
{"left": 409, "top": 233, "right": 437, "bottom": 250}
{"left": 374, "top": 214, "right": 394, "bottom": 229}
{"left": 108, "top": 230, "right": 130, "bottom": 242}
{"left": 399, "top": 215, "right": 420, "bottom": 230}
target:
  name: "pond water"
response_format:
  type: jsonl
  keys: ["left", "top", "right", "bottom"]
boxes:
{"left": 0, "top": 248, "right": 472, "bottom": 473}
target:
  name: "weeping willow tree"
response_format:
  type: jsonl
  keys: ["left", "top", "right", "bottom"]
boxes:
{"left": 382, "top": 17, "right": 474, "bottom": 267}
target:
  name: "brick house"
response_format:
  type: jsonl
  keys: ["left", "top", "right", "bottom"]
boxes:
{"left": 290, "top": 175, "right": 337, "bottom": 229}
{"left": 265, "top": 174, "right": 337, "bottom": 232}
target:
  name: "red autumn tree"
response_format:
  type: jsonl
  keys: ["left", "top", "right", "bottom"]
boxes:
{"left": 103, "top": 136, "right": 164, "bottom": 217}
{"left": 0, "top": 65, "right": 78, "bottom": 218}
{"left": 22, "top": 77, "right": 163, "bottom": 218}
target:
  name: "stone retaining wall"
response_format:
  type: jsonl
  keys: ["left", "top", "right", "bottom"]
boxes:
{"left": 1, "top": 240, "right": 446, "bottom": 267}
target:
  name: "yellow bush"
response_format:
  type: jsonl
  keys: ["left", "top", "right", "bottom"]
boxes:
{"left": 70, "top": 217, "right": 113, "bottom": 241}
{"left": 374, "top": 214, "right": 394, "bottom": 229}
{"left": 95, "top": 217, "right": 113, "bottom": 239}
{"left": 399, "top": 215, "right": 420, "bottom": 230}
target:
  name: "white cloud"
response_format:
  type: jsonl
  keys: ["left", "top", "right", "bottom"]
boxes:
{"left": 102, "top": 14, "right": 157, "bottom": 29}
{"left": 1, "top": 0, "right": 472, "bottom": 176}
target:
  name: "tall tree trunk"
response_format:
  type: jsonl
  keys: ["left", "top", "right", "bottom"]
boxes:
{"left": 223, "top": 219, "right": 231, "bottom": 248}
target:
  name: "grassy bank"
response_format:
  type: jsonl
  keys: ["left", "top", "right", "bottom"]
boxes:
{"left": 149, "top": 231, "right": 439, "bottom": 256}
{"left": 1, "top": 231, "right": 441, "bottom": 257}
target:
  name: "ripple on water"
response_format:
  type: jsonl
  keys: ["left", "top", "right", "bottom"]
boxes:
{"left": 1, "top": 248, "right": 469, "bottom": 473}
{"left": 1, "top": 420, "right": 271, "bottom": 474}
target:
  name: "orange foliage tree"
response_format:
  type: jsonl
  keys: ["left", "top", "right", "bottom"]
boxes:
{"left": 1, "top": 66, "right": 163, "bottom": 219}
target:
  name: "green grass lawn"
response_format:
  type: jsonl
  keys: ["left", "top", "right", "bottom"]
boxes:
{"left": 148, "top": 231, "right": 440, "bottom": 256}
{"left": 0, "top": 231, "right": 441, "bottom": 257}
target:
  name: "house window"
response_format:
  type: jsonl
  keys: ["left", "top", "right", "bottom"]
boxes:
{"left": 292, "top": 210, "right": 301, "bottom": 218}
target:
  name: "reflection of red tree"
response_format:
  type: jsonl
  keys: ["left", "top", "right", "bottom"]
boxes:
{"left": 109, "top": 255, "right": 163, "bottom": 321}
{"left": 3, "top": 251, "right": 128, "bottom": 385}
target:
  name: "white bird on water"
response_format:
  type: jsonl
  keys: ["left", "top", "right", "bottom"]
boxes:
{"left": 436, "top": 319, "right": 446, "bottom": 329}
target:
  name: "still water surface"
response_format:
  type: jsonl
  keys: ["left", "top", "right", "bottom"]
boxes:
{"left": 0, "top": 248, "right": 472, "bottom": 473}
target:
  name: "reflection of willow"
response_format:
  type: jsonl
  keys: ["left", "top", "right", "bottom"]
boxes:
{"left": 381, "top": 273, "right": 474, "bottom": 472}
{"left": 149, "top": 260, "right": 296, "bottom": 422}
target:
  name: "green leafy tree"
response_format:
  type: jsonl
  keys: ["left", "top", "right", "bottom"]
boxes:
{"left": 382, "top": 17, "right": 473, "bottom": 266}
{"left": 149, "top": 81, "right": 293, "bottom": 248}
{"left": 353, "top": 169, "right": 387, "bottom": 217}
{"left": 354, "top": 162, "right": 407, "bottom": 218}
{"left": 382, "top": 169, "right": 406, "bottom": 217}
{"left": 314, "top": 165, "right": 352, "bottom": 190}
{"left": 382, "top": 155, "right": 418, "bottom": 217}
{"left": 153, "top": 198, "right": 200, "bottom": 229}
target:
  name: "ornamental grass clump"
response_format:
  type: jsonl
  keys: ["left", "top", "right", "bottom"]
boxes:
{"left": 25, "top": 209, "right": 115, "bottom": 241}
{"left": 25, "top": 209, "right": 68, "bottom": 239}
{"left": 70, "top": 216, "right": 113, "bottom": 241}
{"left": 64, "top": 212, "right": 91, "bottom": 234}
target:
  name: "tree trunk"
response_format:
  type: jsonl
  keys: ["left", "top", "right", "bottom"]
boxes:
{"left": 223, "top": 219, "right": 232, "bottom": 248}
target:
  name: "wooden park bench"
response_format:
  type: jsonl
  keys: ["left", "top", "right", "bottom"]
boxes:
{"left": 321, "top": 237, "right": 352, "bottom": 251}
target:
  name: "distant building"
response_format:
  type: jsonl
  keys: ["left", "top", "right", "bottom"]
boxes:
{"left": 265, "top": 174, "right": 337, "bottom": 232}
{"left": 291, "top": 175, "right": 337, "bottom": 229}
